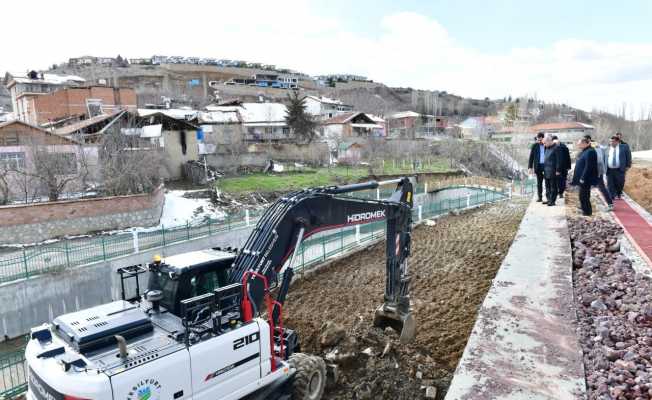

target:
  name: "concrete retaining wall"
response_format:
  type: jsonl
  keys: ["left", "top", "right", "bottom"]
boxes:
{"left": 0, "top": 225, "right": 253, "bottom": 340}
{"left": 0, "top": 187, "right": 165, "bottom": 245}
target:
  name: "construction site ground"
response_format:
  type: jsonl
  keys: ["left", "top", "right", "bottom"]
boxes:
{"left": 624, "top": 166, "right": 652, "bottom": 215}
{"left": 283, "top": 199, "right": 529, "bottom": 399}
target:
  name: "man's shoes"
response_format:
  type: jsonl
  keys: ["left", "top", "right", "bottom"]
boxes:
{"left": 607, "top": 204, "right": 614, "bottom": 211}
{"left": 542, "top": 200, "right": 548, "bottom": 204}
{"left": 536, "top": 198, "right": 542, "bottom": 202}
{"left": 583, "top": 213, "right": 592, "bottom": 217}
{"left": 547, "top": 203, "right": 555, "bottom": 206}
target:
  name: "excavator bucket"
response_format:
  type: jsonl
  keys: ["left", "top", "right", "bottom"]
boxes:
{"left": 373, "top": 303, "right": 416, "bottom": 344}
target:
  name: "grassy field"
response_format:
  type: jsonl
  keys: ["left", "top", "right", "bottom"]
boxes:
{"left": 216, "top": 160, "right": 452, "bottom": 194}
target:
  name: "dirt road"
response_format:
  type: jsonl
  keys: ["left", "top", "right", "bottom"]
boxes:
{"left": 284, "top": 199, "right": 528, "bottom": 399}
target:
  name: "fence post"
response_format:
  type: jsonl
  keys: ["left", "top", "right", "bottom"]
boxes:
{"left": 162, "top": 225, "right": 166, "bottom": 247}
{"left": 466, "top": 194, "right": 471, "bottom": 208}
{"left": 186, "top": 221, "right": 191, "bottom": 240}
{"left": 376, "top": 188, "right": 380, "bottom": 200}
{"left": 65, "top": 241, "right": 71, "bottom": 268}
{"left": 101, "top": 236, "right": 107, "bottom": 261}
{"left": 245, "top": 209, "right": 250, "bottom": 226}
{"left": 132, "top": 228, "right": 139, "bottom": 254}
{"left": 23, "top": 246, "right": 29, "bottom": 279}
{"left": 340, "top": 228, "right": 344, "bottom": 253}
{"left": 424, "top": 182, "right": 428, "bottom": 194}
{"left": 322, "top": 234, "right": 326, "bottom": 261}
{"left": 418, "top": 205, "right": 422, "bottom": 222}
{"left": 355, "top": 225, "right": 361, "bottom": 243}
{"left": 508, "top": 184, "right": 513, "bottom": 199}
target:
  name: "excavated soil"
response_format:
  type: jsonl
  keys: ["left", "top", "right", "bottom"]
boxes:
{"left": 284, "top": 200, "right": 528, "bottom": 399}
{"left": 625, "top": 167, "right": 652, "bottom": 214}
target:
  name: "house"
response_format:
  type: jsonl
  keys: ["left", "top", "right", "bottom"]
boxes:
{"left": 459, "top": 117, "right": 493, "bottom": 139}
{"left": 4, "top": 71, "right": 86, "bottom": 124}
{"left": 198, "top": 107, "right": 242, "bottom": 149}
{"left": 304, "top": 95, "right": 354, "bottom": 120}
{"left": 387, "top": 111, "right": 447, "bottom": 138}
{"left": 129, "top": 58, "right": 153, "bottom": 65}
{"left": 29, "top": 86, "right": 137, "bottom": 126}
{"left": 0, "top": 120, "right": 97, "bottom": 202}
{"left": 68, "top": 56, "right": 96, "bottom": 66}
{"left": 321, "top": 112, "right": 383, "bottom": 140}
{"left": 239, "top": 103, "right": 290, "bottom": 142}
{"left": 529, "top": 122, "right": 594, "bottom": 147}
{"left": 337, "top": 142, "right": 364, "bottom": 164}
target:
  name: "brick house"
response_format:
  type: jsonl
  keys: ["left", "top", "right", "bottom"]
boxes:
{"left": 0, "top": 120, "right": 98, "bottom": 202}
{"left": 321, "top": 112, "right": 383, "bottom": 140}
{"left": 4, "top": 71, "right": 86, "bottom": 124}
{"left": 32, "top": 86, "right": 137, "bottom": 126}
{"left": 387, "top": 111, "right": 447, "bottom": 138}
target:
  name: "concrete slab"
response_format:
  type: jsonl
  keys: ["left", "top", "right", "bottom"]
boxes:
{"left": 445, "top": 198, "right": 586, "bottom": 400}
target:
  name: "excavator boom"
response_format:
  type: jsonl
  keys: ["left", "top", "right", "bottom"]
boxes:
{"left": 228, "top": 177, "right": 416, "bottom": 343}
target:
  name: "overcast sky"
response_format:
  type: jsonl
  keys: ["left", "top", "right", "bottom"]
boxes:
{"left": 2, "top": 0, "right": 652, "bottom": 116}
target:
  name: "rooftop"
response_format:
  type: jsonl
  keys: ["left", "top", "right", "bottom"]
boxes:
{"left": 5, "top": 71, "right": 85, "bottom": 87}
{"left": 529, "top": 122, "right": 594, "bottom": 132}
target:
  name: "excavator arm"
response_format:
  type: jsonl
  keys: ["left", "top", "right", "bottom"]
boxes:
{"left": 228, "top": 177, "right": 416, "bottom": 343}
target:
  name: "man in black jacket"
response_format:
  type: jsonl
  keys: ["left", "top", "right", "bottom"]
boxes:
{"left": 528, "top": 132, "right": 546, "bottom": 202}
{"left": 543, "top": 134, "right": 562, "bottom": 206}
{"left": 572, "top": 136, "right": 599, "bottom": 216}
{"left": 552, "top": 135, "right": 571, "bottom": 198}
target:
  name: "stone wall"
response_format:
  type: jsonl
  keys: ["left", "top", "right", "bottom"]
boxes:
{"left": 0, "top": 186, "right": 164, "bottom": 244}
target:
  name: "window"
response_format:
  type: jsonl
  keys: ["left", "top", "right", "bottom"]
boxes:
{"left": 0, "top": 131, "right": 19, "bottom": 146}
{"left": 86, "top": 99, "right": 104, "bottom": 117}
{"left": 0, "top": 152, "right": 25, "bottom": 170}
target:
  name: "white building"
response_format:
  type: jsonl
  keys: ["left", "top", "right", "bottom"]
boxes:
{"left": 304, "top": 95, "right": 353, "bottom": 120}
{"left": 199, "top": 103, "right": 291, "bottom": 142}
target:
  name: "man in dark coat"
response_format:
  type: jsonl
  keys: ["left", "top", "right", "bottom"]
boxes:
{"left": 606, "top": 136, "right": 630, "bottom": 199}
{"left": 528, "top": 132, "right": 546, "bottom": 202}
{"left": 612, "top": 132, "right": 632, "bottom": 199}
{"left": 543, "top": 135, "right": 562, "bottom": 206}
{"left": 552, "top": 135, "right": 571, "bottom": 198}
{"left": 572, "top": 136, "right": 599, "bottom": 216}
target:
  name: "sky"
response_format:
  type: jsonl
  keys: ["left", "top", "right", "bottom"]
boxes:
{"left": 2, "top": 0, "right": 652, "bottom": 115}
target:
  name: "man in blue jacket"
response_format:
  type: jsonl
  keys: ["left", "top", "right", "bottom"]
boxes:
{"left": 572, "top": 136, "right": 599, "bottom": 216}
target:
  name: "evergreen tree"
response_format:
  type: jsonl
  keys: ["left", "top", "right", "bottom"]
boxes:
{"left": 285, "top": 91, "right": 317, "bottom": 143}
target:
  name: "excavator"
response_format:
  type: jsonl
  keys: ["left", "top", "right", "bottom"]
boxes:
{"left": 24, "top": 177, "right": 415, "bottom": 400}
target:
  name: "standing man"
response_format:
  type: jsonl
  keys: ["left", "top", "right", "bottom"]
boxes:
{"left": 572, "top": 137, "right": 599, "bottom": 216}
{"left": 528, "top": 132, "right": 546, "bottom": 202}
{"left": 543, "top": 134, "right": 561, "bottom": 206}
{"left": 552, "top": 135, "right": 571, "bottom": 198}
{"left": 606, "top": 136, "right": 630, "bottom": 199}
{"left": 591, "top": 137, "right": 614, "bottom": 211}
{"left": 615, "top": 131, "right": 632, "bottom": 194}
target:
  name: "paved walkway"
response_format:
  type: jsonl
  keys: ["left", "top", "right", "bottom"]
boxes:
{"left": 612, "top": 196, "right": 652, "bottom": 266}
{"left": 445, "top": 198, "right": 585, "bottom": 400}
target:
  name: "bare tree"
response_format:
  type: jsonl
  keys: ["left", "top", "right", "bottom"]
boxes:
{"left": 98, "top": 129, "right": 162, "bottom": 196}
{"left": 9, "top": 140, "right": 91, "bottom": 202}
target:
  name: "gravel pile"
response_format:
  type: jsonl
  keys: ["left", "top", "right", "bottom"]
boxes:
{"left": 570, "top": 217, "right": 652, "bottom": 399}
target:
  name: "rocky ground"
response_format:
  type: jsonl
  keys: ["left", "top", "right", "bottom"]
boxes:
{"left": 570, "top": 216, "right": 652, "bottom": 399}
{"left": 284, "top": 200, "right": 528, "bottom": 399}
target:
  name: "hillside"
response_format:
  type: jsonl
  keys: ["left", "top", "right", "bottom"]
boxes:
{"left": 45, "top": 62, "right": 494, "bottom": 118}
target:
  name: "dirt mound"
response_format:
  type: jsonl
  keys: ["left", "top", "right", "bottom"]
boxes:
{"left": 284, "top": 200, "right": 528, "bottom": 399}
{"left": 625, "top": 167, "right": 652, "bottom": 213}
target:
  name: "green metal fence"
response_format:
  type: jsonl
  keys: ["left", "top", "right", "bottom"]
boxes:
{"left": 0, "top": 350, "right": 27, "bottom": 399}
{"left": 0, "top": 180, "right": 536, "bottom": 399}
